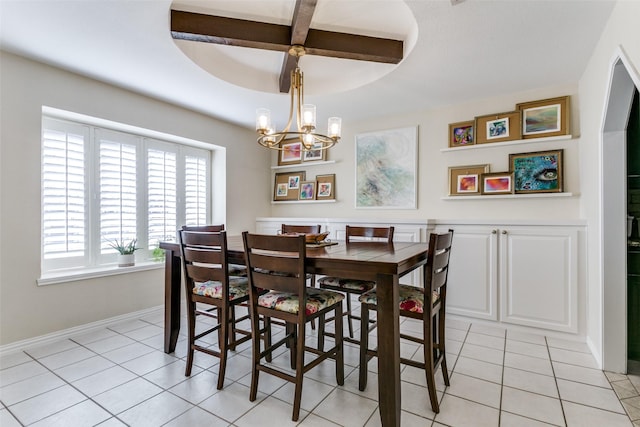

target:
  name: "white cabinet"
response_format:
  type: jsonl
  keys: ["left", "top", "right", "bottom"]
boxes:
{"left": 436, "top": 223, "right": 580, "bottom": 333}
{"left": 438, "top": 226, "right": 499, "bottom": 321}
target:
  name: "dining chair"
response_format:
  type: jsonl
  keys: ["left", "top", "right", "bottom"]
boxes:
{"left": 181, "top": 224, "right": 247, "bottom": 277}
{"left": 178, "top": 228, "right": 253, "bottom": 390}
{"left": 358, "top": 229, "right": 454, "bottom": 413}
{"left": 318, "top": 225, "right": 395, "bottom": 340}
{"left": 242, "top": 231, "right": 345, "bottom": 421}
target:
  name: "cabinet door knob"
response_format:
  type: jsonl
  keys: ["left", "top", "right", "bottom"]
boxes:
{"left": 502, "top": 230, "right": 507, "bottom": 234}
{"left": 492, "top": 229, "right": 497, "bottom": 234}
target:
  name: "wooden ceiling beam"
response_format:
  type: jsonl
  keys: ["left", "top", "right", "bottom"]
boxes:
{"left": 170, "top": 6, "right": 404, "bottom": 93}
{"left": 279, "top": 0, "right": 317, "bottom": 92}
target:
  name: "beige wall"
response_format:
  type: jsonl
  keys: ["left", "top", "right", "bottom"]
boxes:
{"left": 0, "top": 52, "right": 270, "bottom": 345}
{"left": 270, "top": 82, "right": 581, "bottom": 221}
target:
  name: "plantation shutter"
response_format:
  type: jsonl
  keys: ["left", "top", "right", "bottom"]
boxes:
{"left": 98, "top": 129, "right": 138, "bottom": 254}
{"left": 41, "top": 114, "right": 214, "bottom": 274}
{"left": 147, "top": 144, "right": 177, "bottom": 246}
{"left": 41, "top": 118, "right": 88, "bottom": 269}
{"left": 184, "top": 152, "right": 209, "bottom": 227}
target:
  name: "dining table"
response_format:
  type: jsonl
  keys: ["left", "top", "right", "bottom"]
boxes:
{"left": 159, "top": 235, "right": 430, "bottom": 427}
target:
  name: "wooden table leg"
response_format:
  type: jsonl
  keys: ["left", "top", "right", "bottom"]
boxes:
{"left": 164, "top": 248, "right": 182, "bottom": 353}
{"left": 375, "top": 273, "right": 401, "bottom": 426}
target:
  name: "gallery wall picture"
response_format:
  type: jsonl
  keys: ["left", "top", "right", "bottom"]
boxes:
{"left": 481, "top": 172, "right": 514, "bottom": 195}
{"left": 273, "top": 171, "right": 306, "bottom": 201}
{"left": 474, "top": 111, "right": 522, "bottom": 144}
{"left": 448, "top": 120, "right": 474, "bottom": 147}
{"left": 516, "top": 96, "right": 570, "bottom": 139}
{"left": 315, "top": 174, "right": 335, "bottom": 199}
{"left": 510, "top": 149, "right": 564, "bottom": 193}
{"left": 448, "top": 164, "right": 491, "bottom": 196}
{"left": 355, "top": 126, "right": 418, "bottom": 209}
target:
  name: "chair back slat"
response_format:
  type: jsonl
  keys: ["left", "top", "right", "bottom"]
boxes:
{"left": 281, "top": 224, "right": 321, "bottom": 234}
{"left": 346, "top": 225, "right": 394, "bottom": 243}
{"left": 182, "top": 246, "right": 223, "bottom": 264}
{"left": 182, "top": 224, "right": 225, "bottom": 232}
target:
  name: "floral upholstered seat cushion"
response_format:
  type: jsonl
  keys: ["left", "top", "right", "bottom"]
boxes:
{"left": 258, "top": 287, "right": 344, "bottom": 316}
{"left": 359, "top": 285, "right": 440, "bottom": 314}
{"left": 318, "top": 276, "right": 376, "bottom": 292}
{"left": 193, "top": 276, "right": 249, "bottom": 301}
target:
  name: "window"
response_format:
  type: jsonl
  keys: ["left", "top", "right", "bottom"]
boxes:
{"left": 41, "top": 116, "right": 212, "bottom": 274}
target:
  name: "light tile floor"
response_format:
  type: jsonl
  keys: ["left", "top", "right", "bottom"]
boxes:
{"left": 1, "top": 304, "right": 639, "bottom": 427}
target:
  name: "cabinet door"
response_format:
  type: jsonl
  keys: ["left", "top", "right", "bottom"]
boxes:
{"left": 499, "top": 227, "right": 578, "bottom": 333}
{"left": 439, "top": 226, "right": 498, "bottom": 321}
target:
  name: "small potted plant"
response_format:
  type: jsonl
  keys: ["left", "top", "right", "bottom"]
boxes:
{"left": 107, "top": 238, "right": 141, "bottom": 267}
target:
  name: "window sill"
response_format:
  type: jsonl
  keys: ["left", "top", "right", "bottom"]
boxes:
{"left": 38, "top": 261, "right": 164, "bottom": 286}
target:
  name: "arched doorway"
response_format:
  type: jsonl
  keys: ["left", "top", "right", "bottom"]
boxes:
{"left": 602, "top": 50, "right": 640, "bottom": 373}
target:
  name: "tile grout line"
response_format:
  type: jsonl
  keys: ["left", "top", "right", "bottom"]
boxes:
{"left": 497, "top": 328, "right": 507, "bottom": 426}
{"left": 545, "top": 336, "right": 569, "bottom": 426}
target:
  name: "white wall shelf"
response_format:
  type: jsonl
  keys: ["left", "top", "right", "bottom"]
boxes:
{"left": 271, "top": 160, "right": 336, "bottom": 170}
{"left": 442, "top": 192, "right": 575, "bottom": 200}
{"left": 271, "top": 199, "right": 336, "bottom": 204}
{"left": 440, "top": 134, "right": 573, "bottom": 152}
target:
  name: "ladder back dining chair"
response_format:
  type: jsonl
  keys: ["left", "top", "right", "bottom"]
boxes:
{"left": 318, "top": 225, "right": 395, "bottom": 341}
{"left": 357, "top": 229, "right": 454, "bottom": 413}
{"left": 178, "top": 228, "right": 252, "bottom": 390}
{"left": 242, "top": 231, "right": 345, "bottom": 421}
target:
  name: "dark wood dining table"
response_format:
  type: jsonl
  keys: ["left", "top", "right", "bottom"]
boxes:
{"left": 160, "top": 235, "right": 429, "bottom": 427}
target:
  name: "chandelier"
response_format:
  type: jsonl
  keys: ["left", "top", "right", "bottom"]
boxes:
{"left": 255, "top": 45, "right": 342, "bottom": 151}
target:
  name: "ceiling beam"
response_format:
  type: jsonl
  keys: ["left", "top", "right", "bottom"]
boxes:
{"left": 279, "top": 0, "right": 317, "bottom": 92}
{"left": 171, "top": 8, "right": 404, "bottom": 92}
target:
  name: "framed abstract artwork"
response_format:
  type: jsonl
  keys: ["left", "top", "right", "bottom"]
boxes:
{"left": 298, "top": 181, "right": 316, "bottom": 200}
{"left": 448, "top": 164, "right": 490, "bottom": 196}
{"left": 448, "top": 120, "right": 474, "bottom": 147}
{"left": 474, "top": 111, "right": 521, "bottom": 144}
{"left": 273, "top": 171, "right": 306, "bottom": 201}
{"left": 315, "top": 174, "right": 335, "bottom": 199}
{"left": 510, "top": 149, "right": 564, "bottom": 193}
{"left": 355, "top": 126, "right": 418, "bottom": 209}
{"left": 481, "top": 172, "right": 514, "bottom": 195}
{"left": 303, "top": 142, "right": 328, "bottom": 162}
{"left": 278, "top": 141, "right": 303, "bottom": 165}
{"left": 516, "top": 96, "right": 570, "bottom": 139}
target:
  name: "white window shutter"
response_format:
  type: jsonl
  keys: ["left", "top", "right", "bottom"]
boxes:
{"left": 41, "top": 120, "right": 87, "bottom": 267}
{"left": 99, "top": 137, "right": 137, "bottom": 253}
{"left": 148, "top": 147, "right": 177, "bottom": 246}
{"left": 184, "top": 154, "right": 208, "bottom": 226}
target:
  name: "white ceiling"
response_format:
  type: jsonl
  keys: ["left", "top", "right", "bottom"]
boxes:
{"left": 0, "top": 0, "right": 617, "bottom": 131}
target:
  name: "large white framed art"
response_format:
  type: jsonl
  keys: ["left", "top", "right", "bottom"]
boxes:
{"left": 355, "top": 126, "right": 418, "bottom": 209}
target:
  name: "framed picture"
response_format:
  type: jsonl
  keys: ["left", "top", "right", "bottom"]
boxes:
{"left": 516, "top": 95, "right": 570, "bottom": 139}
{"left": 298, "top": 181, "right": 316, "bottom": 200}
{"left": 355, "top": 126, "right": 418, "bottom": 209}
{"left": 448, "top": 164, "right": 490, "bottom": 196}
{"left": 448, "top": 120, "right": 474, "bottom": 147}
{"left": 278, "top": 141, "right": 303, "bottom": 165}
{"left": 509, "top": 149, "right": 564, "bottom": 194}
{"left": 481, "top": 172, "right": 514, "bottom": 195}
{"left": 273, "top": 171, "right": 306, "bottom": 201}
{"left": 303, "top": 142, "right": 328, "bottom": 162}
{"left": 474, "top": 111, "right": 521, "bottom": 144}
{"left": 316, "top": 174, "right": 335, "bottom": 199}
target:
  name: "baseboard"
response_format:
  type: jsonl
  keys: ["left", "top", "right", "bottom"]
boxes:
{"left": 0, "top": 305, "right": 164, "bottom": 357}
